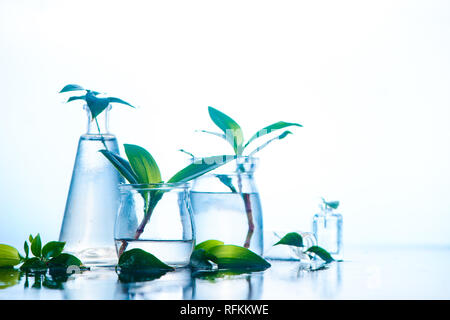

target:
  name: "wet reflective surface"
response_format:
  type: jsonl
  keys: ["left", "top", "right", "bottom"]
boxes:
{"left": 1, "top": 247, "right": 449, "bottom": 299}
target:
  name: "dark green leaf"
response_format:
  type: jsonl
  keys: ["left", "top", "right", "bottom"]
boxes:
{"left": 306, "top": 246, "right": 334, "bottom": 263}
{"left": 67, "top": 95, "right": 86, "bottom": 103}
{"left": 30, "top": 234, "right": 42, "bottom": 258}
{"left": 107, "top": 97, "right": 135, "bottom": 108}
{"left": 118, "top": 249, "right": 174, "bottom": 271}
{"left": 100, "top": 150, "right": 139, "bottom": 184}
{"left": 0, "top": 244, "right": 21, "bottom": 267}
{"left": 85, "top": 91, "right": 110, "bottom": 119}
{"left": 247, "top": 130, "right": 293, "bottom": 156}
{"left": 195, "top": 240, "right": 224, "bottom": 251}
{"left": 47, "top": 253, "right": 83, "bottom": 268}
{"left": 274, "top": 232, "right": 304, "bottom": 247}
{"left": 323, "top": 199, "right": 340, "bottom": 210}
{"left": 59, "top": 84, "right": 85, "bottom": 93}
{"left": 168, "top": 155, "right": 236, "bottom": 183}
{"left": 117, "top": 268, "right": 169, "bottom": 283}
{"left": 245, "top": 121, "right": 302, "bottom": 148}
{"left": 217, "top": 175, "right": 237, "bottom": 193}
{"left": 207, "top": 245, "right": 271, "bottom": 270}
{"left": 208, "top": 107, "right": 244, "bottom": 155}
{"left": 42, "top": 241, "right": 66, "bottom": 259}
{"left": 24, "top": 241, "right": 29, "bottom": 259}
{"left": 124, "top": 144, "right": 162, "bottom": 184}
{"left": 20, "top": 257, "right": 47, "bottom": 272}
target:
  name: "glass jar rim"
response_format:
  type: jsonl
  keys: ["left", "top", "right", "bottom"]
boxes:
{"left": 119, "top": 182, "right": 190, "bottom": 191}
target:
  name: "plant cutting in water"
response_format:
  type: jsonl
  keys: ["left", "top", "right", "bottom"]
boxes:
{"left": 320, "top": 198, "right": 340, "bottom": 211}
{"left": 59, "top": 84, "right": 135, "bottom": 150}
{"left": 194, "top": 106, "right": 302, "bottom": 248}
{"left": 190, "top": 240, "right": 271, "bottom": 271}
{"left": 0, "top": 234, "right": 85, "bottom": 273}
{"left": 274, "top": 232, "right": 334, "bottom": 264}
{"left": 101, "top": 144, "right": 236, "bottom": 256}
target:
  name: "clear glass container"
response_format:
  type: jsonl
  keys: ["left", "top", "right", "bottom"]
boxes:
{"left": 190, "top": 156, "right": 264, "bottom": 255}
{"left": 313, "top": 206, "right": 343, "bottom": 259}
{"left": 115, "top": 183, "right": 195, "bottom": 268}
{"left": 59, "top": 105, "right": 123, "bottom": 266}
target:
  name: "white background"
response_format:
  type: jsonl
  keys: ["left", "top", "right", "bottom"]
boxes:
{"left": 0, "top": 0, "right": 449, "bottom": 249}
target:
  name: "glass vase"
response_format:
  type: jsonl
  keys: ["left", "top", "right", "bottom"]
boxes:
{"left": 190, "top": 156, "right": 264, "bottom": 255}
{"left": 115, "top": 183, "right": 195, "bottom": 268}
{"left": 59, "top": 105, "right": 123, "bottom": 266}
{"left": 313, "top": 208, "right": 343, "bottom": 260}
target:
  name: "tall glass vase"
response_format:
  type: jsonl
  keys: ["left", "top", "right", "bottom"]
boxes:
{"left": 190, "top": 157, "right": 264, "bottom": 255}
{"left": 59, "top": 105, "right": 123, "bottom": 266}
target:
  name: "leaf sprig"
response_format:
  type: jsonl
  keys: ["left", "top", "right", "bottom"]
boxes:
{"left": 199, "top": 106, "right": 302, "bottom": 156}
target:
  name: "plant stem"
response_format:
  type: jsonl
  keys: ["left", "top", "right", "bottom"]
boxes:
{"left": 237, "top": 170, "right": 254, "bottom": 249}
{"left": 95, "top": 117, "right": 108, "bottom": 151}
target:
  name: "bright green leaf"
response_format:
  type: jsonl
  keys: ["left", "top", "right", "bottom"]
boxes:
{"left": 207, "top": 245, "right": 271, "bottom": 270}
{"left": 29, "top": 235, "right": 33, "bottom": 243}
{"left": 42, "top": 241, "right": 66, "bottom": 259}
{"left": 124, "top": 144, "right": 162, "bottom": 184}
{"left": 59, "top": 84, "right": 85, "bottom": 93}
{"left": 306, "top": 246, "right": 334, "bottom": 263}
{"left": 118, "top": 249, "right": 174, "bottom": 271}
{"left": 0, "top": 244, "right": 21, "bottom": 267}
{"left": 208, "top": 107, "right": 244, "bottom": 155}
{"left": 245, "top": 121, "right": 302, "bottom": 148}
{"left": 195, "top": 240, "right": 224, "bottom": 251}
{"left": 274, "top": 232, "right": 304, "bottom": 247}
{"left": 31, "top": 234, "right": 42, "bottom": 258}
{"left": 168, "top": 155, "right": 236, "bottom": 183}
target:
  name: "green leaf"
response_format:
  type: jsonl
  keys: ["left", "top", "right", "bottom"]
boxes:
{"left": 274, "top": 232, "right": 304, "bottom": 247}
{"left": 30, "top": 234, "right": 42, "bottom": 258}
{"left": 47, "top": 253, "right": 83, "bottom": 268}
{"left": 118, "top": 249, "right": 174, "bottom": 271}
{"left": 24, "top": 241, "right": 29, "bottom": 259}
{"left": 42, "top": 241, "right": 66, "bottom": 259}
{"left": 323, "top": 199, "right": 340, "bottom": 210}
{"left": 217, "top": 175, "right": 237, "bottom": 193}
{"left": 124, "top": 144, "right": 162, "bottom": 184}
{"left": 67, "top": 95, "right": 86, "bottom": 103}
{"left": 59, "top": 84, "right": 85, "bottom": 93}
{"left": 85, "top": 91, "right": 110, "bottom": 119}
{"left": 207, "top": 245, "right": 271, "bottom": 270}
{"left": 247, "top": 130, "right": 293, "bottom": 156}
{"left": 107, "top": 97, "right": 135, "bottom": 108}
{"left": 189, "top": 249, "right": 215, "bottom": 270}
{"left": 29, "top": 235, "right": 33, "bottom": 243}
{"left": 168, "top": 155, "right": 236, "bottom": 183}
{"left": 245, "top": 121, "right": 302, "bottom": 148}
{"left": 306, "top": 246, "right": 334, "bottom": 263}
{"left": 100, "top": 150, "right": 139, "bottom": 184}
{"left": 208, "top": 107, "right": 244, "bottom": 155}
{"left": 0, "top": 244, "right": 21, "bottom": 267}
{"left": 195, "top": 240, "right": 224, "bottom": 251}
{"left": 20, "top": 257, "right": 47, "bottom": 272}
{"left": 197, "top": 130, "right": 227, "bottom": 141}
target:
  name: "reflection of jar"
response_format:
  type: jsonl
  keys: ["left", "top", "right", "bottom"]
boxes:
{"left": 115, "top": 183, "right": 195, "bottom": 267}
{"left": 190, "top": 157, "right": 264, "bottom": 255}
{"left": 59, "top": 105, "right": 123, "bottom": 266}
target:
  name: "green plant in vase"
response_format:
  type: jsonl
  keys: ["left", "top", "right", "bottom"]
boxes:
{"left": 193, "top": 106, "right": 302, "bottom": 249}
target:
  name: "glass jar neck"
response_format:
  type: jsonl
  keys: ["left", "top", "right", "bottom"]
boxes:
{"left": 84, "top": 104, "right": 111, "bottom": 135}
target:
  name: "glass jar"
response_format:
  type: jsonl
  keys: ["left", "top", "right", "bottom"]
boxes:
{"left": 59, "top": 105, "right": 123, "bottom": 266}
{"left": 190, "top": 156, "right": 264, "bottom": 255}
{"left": 115, "top": 183, "right": 195, "bottom": 268}
{"left": 313, "top": 208, "right": 343, "bottom": 260}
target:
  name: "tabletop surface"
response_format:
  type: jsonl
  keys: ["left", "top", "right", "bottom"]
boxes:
{"left": 1, "top": 246, "right": 449, "bottom": 300}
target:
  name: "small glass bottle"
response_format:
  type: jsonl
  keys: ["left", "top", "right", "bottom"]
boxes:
{"left": 59, "top": 104, "right": 123, "bottom": 266}
{"left": 312, "top": 200, "right": 343, "bottom": 260}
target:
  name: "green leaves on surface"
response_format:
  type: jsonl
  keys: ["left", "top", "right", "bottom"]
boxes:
{"left": 306, "top": 246, "right": 335, "bottom": 263}
{"left": 190, "top": 240, "right": 271, "bottom": 271}
{"left": 59, "top": 83, "right": 135, "bottom": 120}
{"left": 201, "top": 106, "right": 302, "bottom": 157}
{"left": 0, "top": 244, "right": 21, "bottom": 268}
{"left": 118, "top": 249, "right": 174, "bottom": 271}
{"left": 274, "top": 232, "right": 304, "bottom": 248}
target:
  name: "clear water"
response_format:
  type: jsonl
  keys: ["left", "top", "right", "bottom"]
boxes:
{"left": 190, "top": 191, "right": 263, "bottom": 255}
{"left": 313, "top": 213, "right": 343, "bottom": 259}
{"left": 59, "top": 135, "right": 123, "bottom": 266}
{"left": 115, "top": 239, "right": 194, "bottom": 267}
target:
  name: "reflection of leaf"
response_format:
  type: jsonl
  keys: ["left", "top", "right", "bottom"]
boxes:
{"left": 306, "top": 246, "right": 334, "bottom": 263}
{"left": 0, "top": 268, "right": 20, "bottom": 289}
{"left": 117, "top": 269, "right": 169, "bottom": 283}
{"left": 274, "top": 232, "right": 304, "bottom": 248}
{"left": 192, "top": 268, "right": 253, "bottom": 281}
